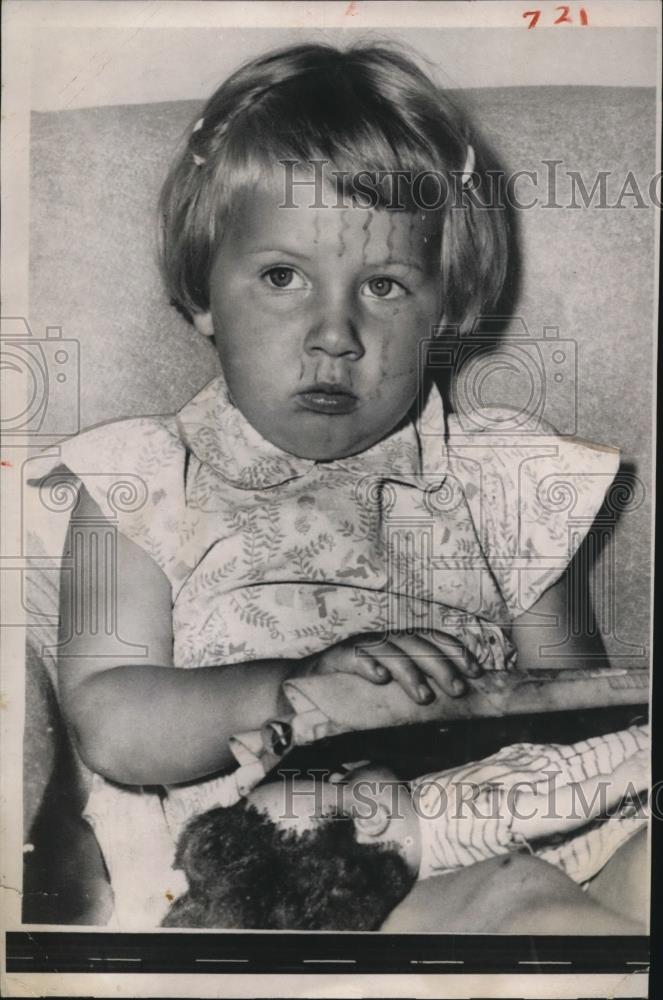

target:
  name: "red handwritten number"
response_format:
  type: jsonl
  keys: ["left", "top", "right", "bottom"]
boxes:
{"left": 524, "top": 6, "right": 589, "bottom": 27}
{"left": 554, "top": 5, "right": 572, "bottom": 24}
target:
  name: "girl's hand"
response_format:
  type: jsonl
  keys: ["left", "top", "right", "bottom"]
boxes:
{"left": 301, "top": 630, "right": 484, "bottom": 703}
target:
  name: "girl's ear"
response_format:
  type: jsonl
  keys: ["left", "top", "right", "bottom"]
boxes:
{"left": 192, "top": 312, "right": 215, "bottom": 338}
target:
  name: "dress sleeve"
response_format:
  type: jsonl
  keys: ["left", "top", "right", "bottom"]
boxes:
{"left": 447, "top": 411, "right": 620, "bottom": 618}
{"left": 26, "top": 417, "right": 188, "bottom": 587}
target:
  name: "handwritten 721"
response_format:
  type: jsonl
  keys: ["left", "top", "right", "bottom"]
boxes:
{"left": 523, "top": 7, "right": 589, "bottom": 28}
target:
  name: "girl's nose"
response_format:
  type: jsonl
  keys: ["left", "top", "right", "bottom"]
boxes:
{"left": 304, "top": 297, "right": 365, "bottom": 360}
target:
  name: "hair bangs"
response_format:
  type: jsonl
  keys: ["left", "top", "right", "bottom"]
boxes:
{"left": 158, "top": 41, "right": 508, "bottom": 324}
{"left": 217, "top": 73, "right": 461, "bottom": 212}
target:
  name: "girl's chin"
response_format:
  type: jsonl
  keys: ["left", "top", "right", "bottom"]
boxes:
{"left": 257, "top": 406, "right": 409, "bottom": 461}
{"left": 279, "top": 430, "right": 385, "bottom": 462}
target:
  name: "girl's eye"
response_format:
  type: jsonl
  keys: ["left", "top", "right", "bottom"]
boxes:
{"left": 362, "top": 277, "right": 407, "bottom": 300}
{"left": 262, "top": 267, "right": 307, "bottom": 290}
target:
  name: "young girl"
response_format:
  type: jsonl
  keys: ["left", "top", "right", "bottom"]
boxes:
{"left": 44, "top": 43, "right": 627, "bottom": 927}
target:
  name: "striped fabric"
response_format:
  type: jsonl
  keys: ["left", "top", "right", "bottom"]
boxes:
{"left": 412, "top": 724, "right": 648, "bottom": 883}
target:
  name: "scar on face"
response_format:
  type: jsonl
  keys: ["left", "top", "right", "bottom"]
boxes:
{"left": 337, "top": 208, "right": 350, "bottom": 258}
{"left": 361, "top": 212, "right": 372, "bottom": 263}
{"left": 414, "top": 210, "right": 442, "bottom": 264}
{"left": 311, "top": 360, "right": 356, "bottom": 392}
{"left": 407, "top": 212, "right": 428, "bottom": 259}
{"left": 378, "top": 341, "right": 418, "bottom": 383}
{"left": 385, "top": 213, "right": 396, "bottom": 257}
{"left": 407, "top": 214, "right": 420, "bottom": 256}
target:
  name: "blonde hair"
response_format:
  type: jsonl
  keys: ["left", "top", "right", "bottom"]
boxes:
{"left": 158, "top": 42, "right": 508, "bottom": 327}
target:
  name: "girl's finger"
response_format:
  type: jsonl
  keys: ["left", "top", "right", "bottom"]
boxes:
{"left": 408, "top": 631, "right": 480, "bottom": 686}
{"left": 361, "top": 643, "right": 433, "bottom": 704}
{"left": 311, "top": 638, "right": 389, "bottom": 684}
{"left": 387, "top": 633, "right": 467, "bottom": 698}
{"left": 351, "top": 649, "right": 392, "bottom": 684}
{"left": 336, "top": 639, "right": 392, "bottom": 684}
{"left": 427, "top": 631, "right": 484, "bottom": 679}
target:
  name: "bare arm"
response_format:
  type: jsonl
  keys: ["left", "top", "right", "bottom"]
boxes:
{"left": 58, "top": 487, "right": 295, "bottom": 786}
{"left": 382, "top": 854, "right": 645, "bottom": 934}
{"left": 510, "top": 564, "right": 610, "bottom": 671}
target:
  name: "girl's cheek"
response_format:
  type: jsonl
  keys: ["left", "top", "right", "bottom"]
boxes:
{"left": 375, "top": 336, "right": 420, "bottom": 386}
{"left": 366, "top": 291, "right": 439, "bottom": 325}
{"left": 252, "top": 293, "right": 313, "bottom": 321}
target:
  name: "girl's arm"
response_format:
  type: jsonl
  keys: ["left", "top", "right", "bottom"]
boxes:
{"left": 382, "top": 853, "right": 645, "bottom": 934}
{"left": 58, "top": 487, "right": 295, "bottom": 786}
{"left": 510, "top": 563, "right": 611, "bottom": 671}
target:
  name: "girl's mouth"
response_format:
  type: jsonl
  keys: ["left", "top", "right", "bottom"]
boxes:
{"left": 296, "top": 382, "right": 359, "bottom": 415}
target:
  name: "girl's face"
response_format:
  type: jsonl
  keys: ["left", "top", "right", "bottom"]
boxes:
{"left": 194, "top": 175, "right": 443, "bottom": 460}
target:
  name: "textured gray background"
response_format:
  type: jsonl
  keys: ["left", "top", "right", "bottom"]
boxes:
{"left": 29, "top": 86, "right": 656, "bottom": 667}
{"left": 30, "top": 26, "right": 658, "bottom": 109}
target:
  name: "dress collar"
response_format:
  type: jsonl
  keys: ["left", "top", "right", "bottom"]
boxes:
{"left": 176, "top": 373, "right": 448, "bottom": 490}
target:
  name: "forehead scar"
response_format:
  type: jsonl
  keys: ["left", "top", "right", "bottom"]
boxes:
{"left": 409, "top": 212, "right": 428, "bottom": 255}
{"left": 361, "top": 212, "right": 372, "bottom": 263}
{"left": 414, "top": 211, "right": 442, "bottom": 265}
{"left": 407, "top": 214, "right": 417, "bottom": 256}
{"left": 385, "top": 214, "right": 396, "bottom": 256}
{"left": 337, "top": 209, "right": 349, "bottom": 258}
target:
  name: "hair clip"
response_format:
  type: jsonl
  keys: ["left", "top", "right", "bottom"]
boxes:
{"left": 191, "top": 116, "right": 206, "bottom": 166}
{"left": 461, "top": 143, "right": 476, "bottom": 188}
